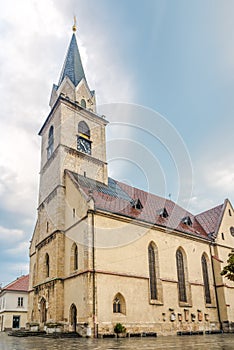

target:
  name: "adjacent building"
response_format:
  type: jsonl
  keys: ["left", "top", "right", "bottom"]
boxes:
{"left": 28, "top": 24, "right": 234, "bottom": 337}
{"left": 0, "top": 275, "right": 29, "bottom": 331}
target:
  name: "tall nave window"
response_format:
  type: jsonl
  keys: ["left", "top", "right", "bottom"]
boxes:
{"left": 176, "top": 249, "right": 187, "bottom": 302}
{"left": 201, "top": 254, "right": 211, "bottom": 304}
{"left": 148, "top": 243, "right": 157, "bottom": 300}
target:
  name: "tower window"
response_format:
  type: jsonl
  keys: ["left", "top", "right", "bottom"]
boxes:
{"left": 221, "top": 232, "right": 225, "bottom": 240}
{"left": 45, "top": 253, "right": 50, "bottom": 278}
{"left": 70, "top": 243, "right": 78, "bottom": 272}
{"left": 78, "top": 121, "right": 90, "bottom": 138}
{"left": 229, "top": 209, "right": 232, "bottom": 216}
{"left": 47, "top": 126, "right": 54, "bottom": 159}
{"left": 74, "top": 245, "right": 78, "bottom": 270}
{"left": 80, "top": 99, "right": 86, "bottom": 109}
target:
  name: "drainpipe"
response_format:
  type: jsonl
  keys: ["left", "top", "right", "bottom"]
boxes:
{"left": 209, "top": 243, "right": 222, "bottom": 331}
{"left": 91, "top": 211, "right": 96, "bottom": 338}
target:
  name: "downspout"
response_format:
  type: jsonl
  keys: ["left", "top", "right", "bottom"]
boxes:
{"left": 209, "top": 242, "right": 222, "bottom": 331}
{"left": 91, "top": 211, "right": 96, "bottom": 338}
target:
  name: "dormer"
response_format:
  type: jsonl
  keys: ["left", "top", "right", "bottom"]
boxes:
{"left": 131, "top": 199, "right": 143, "bottom": 210}
{"left": 157, "top": 207, "right": 169, "bottom": 218}
{"left": 181, "top": 216, "right": 192, "bottom": 226}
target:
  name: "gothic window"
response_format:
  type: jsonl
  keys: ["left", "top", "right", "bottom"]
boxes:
{"left": 47, "top": 125, "right": 54, "bottom": 159}
{"left": 71, "top": 243, "right": 78, "bottom": 272}
{"left": 78, "top": 121, "right": 90, "bottom": 138}
{"left": 40, "top": 298, "right": 47, "bottom": 323}
{"left": 45, "top": 253, "right": 50, "bottom": 278}
{"left": 80, "top": 99, "right": 86, "bottom": 108}
{"left": 176, "top": 249, "right": 187, "bottom": 302}
{"left": 113, "top": 293, "right": 126, "bottom": 314}
{"left": 74, "top": 245, "right": 78, "bottom": 270}
{"left": 201, "top": 254, "right": 211, "bottom": 304}
{"left": 70, "top": 304, "right": 77, "bottom": 332}
{"left": 32, "top": 263, "right": 36, "bottom": 286}
{"left": 148, "top": 243, "right": 157, "bottom": 300}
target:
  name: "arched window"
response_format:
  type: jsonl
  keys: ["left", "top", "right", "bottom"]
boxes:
{"left": 47, "top": 125, "right": 54, "bottom": 159}
{"left": 78, "top": 121, "right": 90, "bottom": 139}
{"left": 80, "top": 99, "right": 86, "bottom": 108}
{"left": 74, "top": 245, "right": 78, "bottom": 270}
{"left": 201, "top": 254, "right": 211, "bottom": 304}
{"left": 176, "top": 249, "right": 187, "bottom": 302}
{"left": 148, "top": 243, "right": 157, "bottom": 300}
{"left": 70, "top": 304, "right": 77, "bottom": 332}
{"left": 40, "top": 298, "right": 47, "bottom": 323}
{"left": 45, "top": 253, "right": 50, "bottom": 278}
{"left": 113, "top": 293, "right": 126, "bottom": 314}
{"left": 70, "top": 243, "right": 78, "bottom": 272}
{"left": 32, "top": 263, "right": 36, "bottom": 286}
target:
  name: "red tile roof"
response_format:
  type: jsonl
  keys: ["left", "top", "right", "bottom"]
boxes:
{"left": 195, "top": 204, "right": 224, "bottom": 235}
{"left": 68, "top": 171, "right": 216, "bottom": 239}
{"left": 3, "top": 275, "right": 29, "bottom": 292}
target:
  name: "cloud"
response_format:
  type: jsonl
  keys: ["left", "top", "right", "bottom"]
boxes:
{"left": 0, "top": 0, "right": 137, "bottom": 283}
{"left": 0, "top": 226, "right": 24, "bottom": 243}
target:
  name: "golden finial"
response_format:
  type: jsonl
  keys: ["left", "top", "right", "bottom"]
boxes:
{"left": 72, "top": 16, "right": 77, "bottom": 32}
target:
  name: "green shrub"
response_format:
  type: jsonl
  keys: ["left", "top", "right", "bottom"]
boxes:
{"left": 114, "top": 323, "right": 126, "bottom": 334}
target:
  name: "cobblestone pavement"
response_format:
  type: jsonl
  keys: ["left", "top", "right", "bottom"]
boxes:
{"left": 0, "top": 333, "right": 234, "bottom": 350}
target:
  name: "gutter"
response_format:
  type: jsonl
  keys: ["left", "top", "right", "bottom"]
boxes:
{"left": 209, "top": 243, "right": 222, "bottom": 331}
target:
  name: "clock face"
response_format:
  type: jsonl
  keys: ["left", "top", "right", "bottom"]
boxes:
{"left": 77, "top": 137, "right": 91, "bottom": 155}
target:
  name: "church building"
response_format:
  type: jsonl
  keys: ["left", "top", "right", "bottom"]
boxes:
{"left": 28, "top": 23, "right": 234, "bottom": 337}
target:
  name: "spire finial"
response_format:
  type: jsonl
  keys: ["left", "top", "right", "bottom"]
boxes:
{"left": 72, "top": 16, "right": 77, "bottom": 32}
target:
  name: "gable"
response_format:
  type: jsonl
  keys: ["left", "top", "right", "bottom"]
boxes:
{"left": 215, "top": 199, "right": 234, "bottom": 246}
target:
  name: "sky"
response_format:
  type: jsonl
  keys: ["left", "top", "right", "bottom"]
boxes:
{"left": 0, "top": 0, "right": 234, "bottom": 285}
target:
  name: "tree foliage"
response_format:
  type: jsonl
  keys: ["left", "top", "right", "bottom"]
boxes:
{"left": 221, "top": 252, "right": 234, "bottom": 282}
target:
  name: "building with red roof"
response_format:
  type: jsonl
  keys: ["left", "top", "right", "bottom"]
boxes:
{"left": 0, "top": 275, "right": 29, "bottom": 331}
{"left": 28, "top": 25, "right": 234, "bottom": 337}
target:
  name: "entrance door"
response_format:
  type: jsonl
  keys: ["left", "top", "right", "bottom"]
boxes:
{"left": 12, "top": 316, "right": 20, "bottom": 329}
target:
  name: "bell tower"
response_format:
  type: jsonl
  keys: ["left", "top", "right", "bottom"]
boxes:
{"left": 29, "top": 21, "right": 109, "bottom": 326}
{"left": 38, "top": 21, "right": 108, "bottom": 225}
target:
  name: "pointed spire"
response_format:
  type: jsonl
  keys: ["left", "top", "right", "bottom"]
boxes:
{"left": 58, "top": 24, "right": 86, "bottom": 87}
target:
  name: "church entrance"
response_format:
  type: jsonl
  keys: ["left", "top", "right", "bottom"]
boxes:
{"left": 70, "top": 304, "right": 77, "bottom": 332}
{"left": 40, "top": 298, "right": 47, "bottom": 324}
